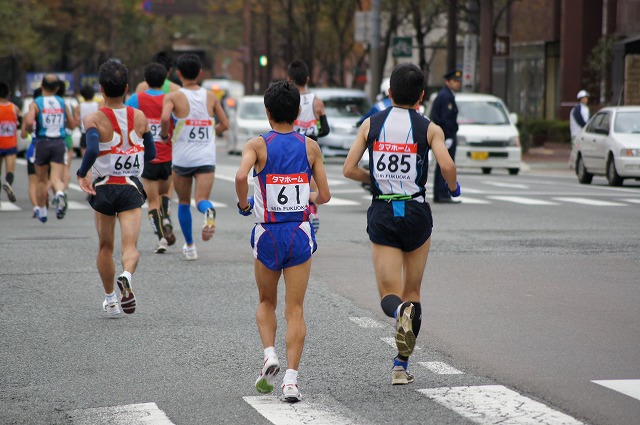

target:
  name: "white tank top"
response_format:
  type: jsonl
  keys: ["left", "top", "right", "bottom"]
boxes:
{"left": 92, "top": 107, "right": 145, "bottom": 180}
{"left": 172, "top": 88, "right": 216, "bottom": 167}
{"left": 79, "top": 101, "right": 99, "bottom": 133}
{"left": 293, "top": 92, "right": 318, "bottom": 137}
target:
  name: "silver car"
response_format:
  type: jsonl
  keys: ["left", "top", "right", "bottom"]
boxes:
{"left": 569, "top": 106, "right": 640, "bottom": 186}
{"left": 312, "top": 88, "right": 370, "bottom": 157}
{"left": 226, "top": 95, "right": 271, "bottom": 154}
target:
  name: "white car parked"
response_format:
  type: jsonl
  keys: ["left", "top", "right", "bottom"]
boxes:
{"left": 569, "top": 105, "right": 640, "bottom": 186}
{"left": 426, "top": 92, "right": 521, "bottom": 175}
{"left": 225, "top": 95, "right": 271, "bottom": 154}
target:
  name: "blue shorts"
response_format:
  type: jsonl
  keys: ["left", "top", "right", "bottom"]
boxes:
{"left": 367, "top": 200, "right": 433, "bottom": 252}
{"left": 251, "top": 221, "right": 317, "bottom": 271}
{"left": 0, "top": 147, "right": 17, "bottom": 156}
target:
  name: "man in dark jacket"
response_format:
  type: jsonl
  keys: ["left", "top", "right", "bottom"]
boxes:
{"left": 430, "top": 69, "right": 461, "bottom": 203}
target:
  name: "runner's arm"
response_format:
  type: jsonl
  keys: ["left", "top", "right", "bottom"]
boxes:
{"left": 343, "top": 119, "right": 371, "bottom": 184}
{"left": 314, "top": 97, "right": 330, "bottom": 137}
{"left": 211, "top": 94, "right": 229, "bottom": 135}
{"left": 159, "top": 94, "right": 174, "bottom": 139}
{"left": 428, "top": 123, "right": 457, "bottom": 190}
{"left": 235, "top": 137, "right": 260, "bottom": 209}
{"left": 309, "top": 139, "right": 331, "bottom": 205}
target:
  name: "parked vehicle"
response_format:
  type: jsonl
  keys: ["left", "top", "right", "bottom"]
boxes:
{"left": 226, "top": 95, "right": 270, "bottom": 154}
{"left": 569, "top": 106, "right": 640, "bottom": 186}
{"left": 201, "top": 78, "right": 244, "bottom": 117}
{"left": 312, "top": 88, "right": 370, "bottom": 156}
{"left": 426, "top": 92, "right": 521, "bottom": 175}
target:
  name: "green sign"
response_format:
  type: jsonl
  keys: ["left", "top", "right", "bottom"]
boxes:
{"left": 392, "top": 37, "right": 413, "bottom": 58}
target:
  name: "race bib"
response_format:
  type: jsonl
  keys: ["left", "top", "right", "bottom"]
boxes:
{"left": 109, "top": 145, "right": 144, "bottom": 176}
{"left": 183, "top": 119, "right": 213, "bottom": 143}
{"left": 41, "top": 107, "right": 64, "bottom": 130}
{"left": 0, "top": 121, "right": 16, "bottom": 137}
{"left": 148, "top": 118, "right": 161, "bottom": 141}
{"left": 293, "top": 119, "right": 318, "bottom": 137}
{"left": 372, "top": 141, "right": 417, "bottom": 182}
{"left": 265, "top": 173, "right": 310, "bottom": 212}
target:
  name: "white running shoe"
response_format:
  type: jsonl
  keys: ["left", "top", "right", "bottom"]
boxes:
{"left": 395, "top": 302, "right": 416, "bottom": 357}
{"left": 281, "top": 383, "right": 302, "bottom": 402}
{"left": 102, "top": 298, "right": 122, "bottom": 318}
{"left": 202, "top": 207, "right": 216, "bottom": 241}
{"left": 391, "top": 365, "right": 414, "bottom": 385}
{"left": 255, "top": 354, "right": 280, "bottom": 394}
{"left": 183, "top": 243, "right": 198, "bottom": 261}
{"left": 3, "top": 183, "right": 16, "bottom": 202}
{"left": 155, "top": 238, "right": 168, "bottom": 254}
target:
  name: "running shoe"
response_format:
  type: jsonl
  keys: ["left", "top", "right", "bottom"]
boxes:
{"left": 183, "top": 243, "right": 198, "bottom": 261}
{"left": 3, "top": 183, "right": 16, "bottom": 202}
{"left": 116, "top": 275, "right": 136, "bottom": 314}
{"left": 309, "top": 202, "right": 320, "bottom": 233}
{"left": 35, "top": 209, "right": 47, "bottom": 223}
{"left": 162, "top": 218, "right": 176, "bottom": 246}
{"left": 202, "top": 207, "right": 216, "bottom": 241}
{"left": 155, "top": 238, "right": 168, "bottom": 254}
{"left": 391, "top": 365, "right": 414, "bottom": 385}
{"left": 55, "top": 193, "right": 66, "bottom": 219}
{"left": 395, "top": 302, "right": 416, "bottom": 357}
{"left": 281, "top": 383, "right": 302, "bottom": 402}
{"left": 102, "top": 298, "right": 122, "bottom": 318}
{"left": 255, "top": 354, "right": 280, "bottom": 394}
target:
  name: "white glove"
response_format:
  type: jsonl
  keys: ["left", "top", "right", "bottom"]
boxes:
{"left": 445, "top": 138, "right": 453, "bottom": 149}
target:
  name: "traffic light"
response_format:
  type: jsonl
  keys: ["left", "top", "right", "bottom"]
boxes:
{"left": 259, "top": 55, "right": 268, "bottom": 67}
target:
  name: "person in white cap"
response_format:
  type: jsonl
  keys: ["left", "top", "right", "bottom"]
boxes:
{"left": 570, "top": 90, "right": 589, "bottom": 139}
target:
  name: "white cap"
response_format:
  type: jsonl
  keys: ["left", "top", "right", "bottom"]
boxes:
{"left": 380, "top": 78, "right": 390, "bottom": 97}
{"left": 576, "top": 89, "right": 588, "bottom": 99}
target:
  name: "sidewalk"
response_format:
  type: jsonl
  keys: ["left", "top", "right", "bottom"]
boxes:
{"left": 521, "top": 142, "right": 573, "bottom": 174}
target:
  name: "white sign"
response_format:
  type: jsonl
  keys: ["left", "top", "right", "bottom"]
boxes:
{"left": 355, "top": 11, "right": 371, "bottom": 44}
{"left": 462, "top": 34, "right": 477, "bottom": 92}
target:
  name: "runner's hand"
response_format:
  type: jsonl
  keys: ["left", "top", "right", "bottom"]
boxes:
{"left": 237, "top": 196, "right": 254, "bottom": 216}
{"left": 446, "top": 181, "right": 461, "bottom": 197}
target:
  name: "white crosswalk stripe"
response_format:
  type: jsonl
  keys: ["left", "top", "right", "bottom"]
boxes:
{"left": 459, "top": 196, "right": 491, "bottom": 204}
{"left": 0, "top": 202, "right": 20, "bottom": 211}
{"left": 592, "top": 379, "right": 640, "bottom": 402}
{"left": 349, "top": 317, "right": 385, "bottom": 328}
{"left": 418, "top": 361, "right": 464, "bottom": 375}
{"left": 552, "top": 197, "right": 628, "bottom": 206}
{"left": 244, "top": 395, "right": 365, "bottom": 425}
{"left": 489, "top": 196, "right": 559, "bottom": 205}
{"left": 67, "top": 402, "right": 174, "bottom": 424}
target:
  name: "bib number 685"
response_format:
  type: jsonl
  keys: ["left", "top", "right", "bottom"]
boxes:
{"left": 376, "top": 153, "right": 411, "bottom": 173}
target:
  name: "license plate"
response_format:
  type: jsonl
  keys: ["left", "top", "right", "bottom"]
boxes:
{"left": 471, "top": 151, "right": 489, "bottom": 160}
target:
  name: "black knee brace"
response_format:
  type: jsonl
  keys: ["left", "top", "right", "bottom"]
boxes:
{"left": 381, "top": 294, "right": 402, "bottom": 318}
{"left": 412, "top": 302, "right": 422, "bottom": 337}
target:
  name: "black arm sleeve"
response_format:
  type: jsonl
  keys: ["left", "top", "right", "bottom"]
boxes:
{"left": 317, "top": 114, "right": 330, "bottom": 137}
{"left": 143, "top": 131, "right": 156, "bottom": 163}
{"left": 76, "top": 128, "right": 100, "bottom": 178}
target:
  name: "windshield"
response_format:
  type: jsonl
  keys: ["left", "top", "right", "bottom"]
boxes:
{"left": 457, "top": 100, "right": 510, "bottom": 125}
{"left": 238, "top": 101, "right": 266, "bottom": 120}
{"left": 614, "top": 111, "right": 640, "bottom": 134}
{"left": 323, "top": 97, "right": 370, "bottom": 118}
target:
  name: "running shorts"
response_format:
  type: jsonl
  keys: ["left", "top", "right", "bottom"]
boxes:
{"left": 172, "top": 164, "right": 215, "bottom": 177}
{"left": 89, "top": 176, "right": 147, "bottom": 216}
{"left": 33, "top": 138, "right": 66, "bottom": 166}
{"left": 367, "top": 200, "right": 433, "bottom": 252}
{"left": 142, "top": 161, "right": 172, "bottom": 181}
{"left": 0, "top": 147, "right": 17, "bottom": 157}
{"left": 251, "top": 221, "right": 317, "bottom": 271}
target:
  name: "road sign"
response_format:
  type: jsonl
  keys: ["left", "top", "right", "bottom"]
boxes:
{"left": 354, "top": 11, "right": 371, "bottom": 44}
{"left": 392, "top": 37, "right": 412, "bottom": 58}
{"left": 463, "top": 34, "right": 477, "bottom": 92}
{"left": 493, "top": 34, "right": 510, "bottom": 56}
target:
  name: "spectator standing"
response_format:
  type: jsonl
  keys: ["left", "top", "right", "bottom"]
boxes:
{"left": 570, "top": 90, "right": 590, "bottom": 139}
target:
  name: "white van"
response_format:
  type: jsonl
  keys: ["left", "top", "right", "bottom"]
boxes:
{"left": 426, "top": 92, "right": 521, "bottom": 175}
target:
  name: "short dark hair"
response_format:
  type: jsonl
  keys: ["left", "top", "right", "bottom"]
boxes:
{"left": 264, "top": 81, "right": 300, "bottom": 124}
{"left": 99, "top": 59, "right": 129, "bottom": 98}
{"left": 0, "top": 82, "right": 9, "bottom": 98}
{"left": 57, "top": 80, "right": 66, "bottom": 97}
{"left": 389, "top": 63, "right": 425, "bottom": 106}
{"left": 152, "top": 51, "right": 173, "bottom": 73}
{"left": 144, "top": 63, "right": 167, "bottom": 89}
{"left": 80, "top": 85, "right": 95, "bottom": 100}
{"left": 41, "top": 74, "right": 60, "bottom": 92}
{"left": 286, "top": 60, "right": 309, "bottom": 86}
{"left": 33, "top": 87, "right": 42, "bottom": 98}
{"left": 176, "top": 54, "right": 201, "bottom": 80}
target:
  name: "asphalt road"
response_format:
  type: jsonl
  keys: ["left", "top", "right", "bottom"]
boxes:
{"left": 1, "top": 150, "right": 639, "bottom": 424}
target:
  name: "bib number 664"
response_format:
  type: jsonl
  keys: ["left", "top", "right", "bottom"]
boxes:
{"left": 114, "top": 155, "right": 140, "bottom": 170}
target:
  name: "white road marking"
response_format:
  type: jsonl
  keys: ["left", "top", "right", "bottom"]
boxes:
{"left": 623, "top": 198, "right": 640, "bottom": 204}
{"left": 380, "top": 337, "right": 420, "bottom": 351}
{"left": 489, "top": 196, "right": 558, "bottom": 205}
{"left": 459, "top": 196, "right": 491, "bottom": 204}
{"left": 326, "top": 197, "right": 360, "bottom": 206}
{"left": 592, "top": 379, "right": 640, "bottom": 401}
{"left": 349, "top": 317, "right": 385, "bottom": 328}
{"left": 243, "top": 395, "right": 363, "bottom": 425}
{"left": 418, "top": 385, "right": 584, "bottom": 424}
{"left": 458, "top": 187, "right": 487, "bottom": 194}
{"left": 483, "top": 181, "right": 529, "bottom": 189}
{"left": 67, "top": 402, "right": 174, "bottom": 424}
{"left": 0, "top": 202, "right": 20, "bottom": 211}
{"left": 552, "top": 197, "right": 627, "bottom": 206}
{"left": 67, "top": 200, "right": 90, "bottom": 209}
{"left": 418, "top": 361, "right": 464, "bottom": 375}
{"left": 327, "top": 178, "right": 347, "bottom": 186}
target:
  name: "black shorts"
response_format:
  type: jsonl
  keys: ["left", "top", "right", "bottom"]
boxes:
{"left": 27, "top": 160, "right": 35, "bottom": 175}
{"left": 142, "top": 161, "right": 172, "bottom": 181}
{"left": 172, "top": 164, "right": 216, "bottom": 177}
{"left": 89, "top": 177, "right": 147, "bottom": 216}
{"left": 367, "top": 200, "right": 433, "bottom": 252}
{"left": 34, "top": 138, "right": 66, "bottom": 166}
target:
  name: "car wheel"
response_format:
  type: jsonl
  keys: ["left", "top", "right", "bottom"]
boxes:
{"left": 576, "top": 155, "right": 593, "bottom": 184}
{"left": 481, "top": 167, "right": 492, "bottom": 174}
{"left": 606, "top": 155, "right": 623, "bottom": 186}
{"left": 508, "top": 168, "right": 519, "bottom": 175}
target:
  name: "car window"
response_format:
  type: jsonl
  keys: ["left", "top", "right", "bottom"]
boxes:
{"left": 614, "top": 111, "right": 640, "bottom": 134}
{"left": 239, "top": 101, "right": 266, "bottom": 120}
{"left": 598, "top": 112, "right": 611, "bottom": 132}
{"left": 323, "top": 97, "right": 370, "bottom": 118}
{"left": 457, "top": 101, "right": 510, "bottom": 125}
{"left": 585, "top": 112, "right": 605, "bottom": 133}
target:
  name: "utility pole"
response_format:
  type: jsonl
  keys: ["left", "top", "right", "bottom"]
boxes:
{"left": 243, "top": 0, "right": 254, "bottom": 94}
{"left": 447, "top": 0, "right": 458, "bottom": 72}
{"left": 369, "top": 0, "right": 381, "bottom": 104}
{"left": 480, "top": 0, "right": 493, "bottom": 93}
